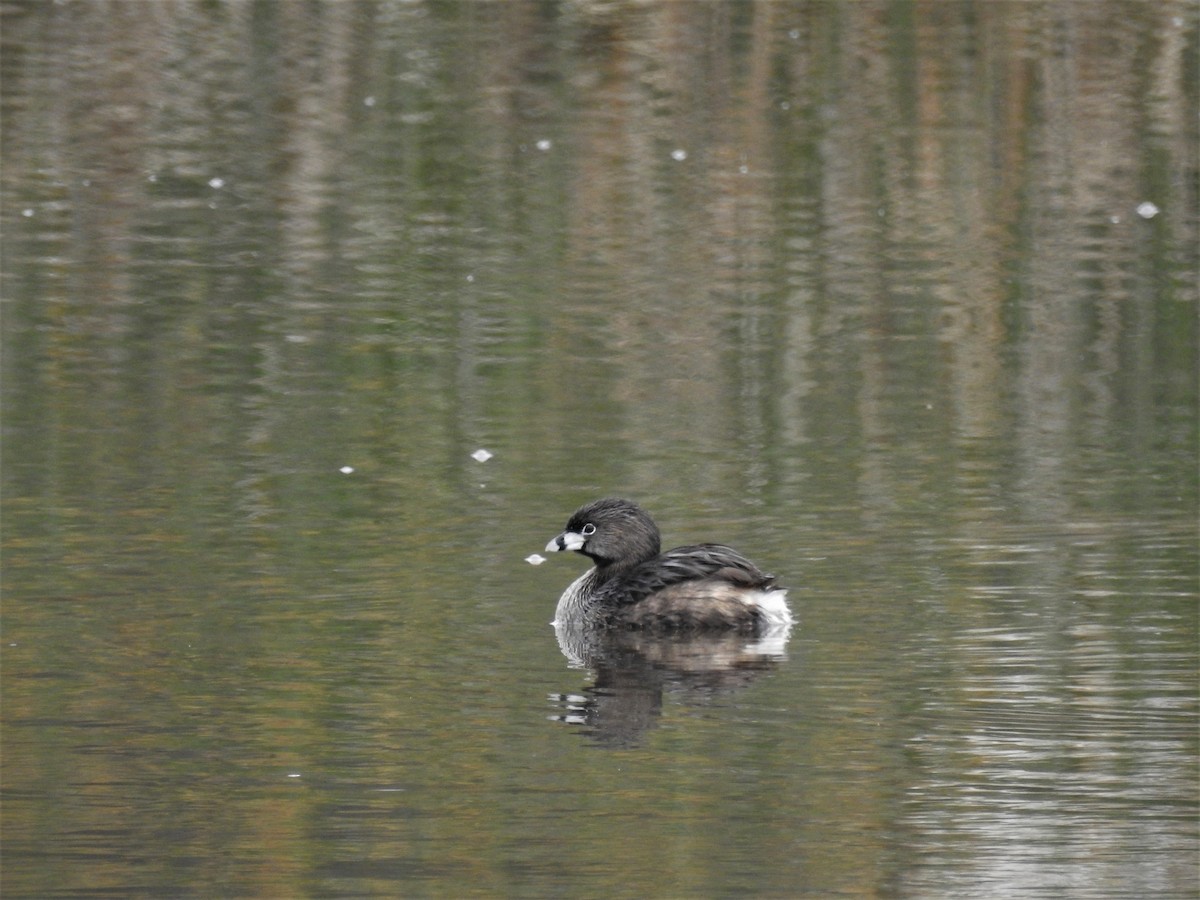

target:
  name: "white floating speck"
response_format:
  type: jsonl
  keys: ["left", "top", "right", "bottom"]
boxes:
{"left": 670, "top": 148, "right": 688, "bottom": 161}
{"left": 1136, "top": 201, "right": 1159, "bottom": 219}
{"left": 288, "top": 773, "right": 301, "bottom": 778}
{"left": 471, "top": 449, "right": 493, "bottom": 462}
{"left": 364, "top": 96, "right": 376, "bottom": 107}
{"left": 536, "top": 138, "right": 552, "bottom": 151}
{"left": 466, "top": 273, "right": 475, "bottom": 283}
{"left": 21, "top": 208, "right": 33, "bottom": 217}
{"left": 339, "top": 466, "right": 355, "bottom": 474}
{"left": 208, "top": 177, "right": 225, "bottom": 189}
{"left": 1110, "top": 215, "right": 1121, "bottom": 224}
{"left": 526, "top": 554, "right": 546, "bottom": 566}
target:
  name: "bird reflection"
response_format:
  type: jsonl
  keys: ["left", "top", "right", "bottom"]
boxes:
{"left": 549, "top": 619, "right": 792, "bottom": 748}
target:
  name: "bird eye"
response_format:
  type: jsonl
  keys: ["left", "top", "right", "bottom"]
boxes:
{"left": 581, "top": 523, "right": 596, "bottom": 536}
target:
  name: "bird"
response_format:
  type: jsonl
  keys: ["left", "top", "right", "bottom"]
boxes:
{"left": 544, "top": 498, "right": 792, "bottom": 634}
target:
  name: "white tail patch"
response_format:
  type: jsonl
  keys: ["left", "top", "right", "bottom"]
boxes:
{"left": 747, "top": 588, "right": 793, "bottom": 630}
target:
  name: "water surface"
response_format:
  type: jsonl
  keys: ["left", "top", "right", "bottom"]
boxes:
{"left": 2, "top": 2, "right": 1197, "bottom": 897}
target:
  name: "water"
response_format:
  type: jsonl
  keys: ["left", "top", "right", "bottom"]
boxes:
{"left": 2, "top": 1, "right": 1197, "bottom": 897}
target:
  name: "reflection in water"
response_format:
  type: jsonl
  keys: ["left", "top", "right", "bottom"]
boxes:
{"left": 551, "top": 618, "right": 792, "bottom": 748}
{"left": 899, "top": 599, "right": 1199, "bottom": 897}
{"left": 2, "top": 1, "right": 1196, "bottom": 897}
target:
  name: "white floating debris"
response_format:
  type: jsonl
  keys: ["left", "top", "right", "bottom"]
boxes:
{"left": 288, "top": 773, "right": 301, "bottom": 778}
{"left": 363, "top": 96, "right": 376, "bottom": 107}
{"left": 670, "top": 148, "right": 688, "bottom": 161}
{"left": 536, "top": 138, "right": 552, "bottom": 151}
{"left": 471, "top": 449, "right": 493, "bottom": 462}
{"left": 526, "top": 554, "right": 546, "bottom": 566}
{"left": 208, "top": 177, "right": 225, "bottom": 189}
{"left": 465, "top": 273, "right": 475, "bottom": 283}
{"left": 1110, "top": 215, "right": 1121, "bottom": 224}
{"left": 339, "top": 466, "right": 355, "bottom": 474}
{"left": 21, "top": 208, "right": 33, "bottom": 217}
{"left": 1136, "top": 201, "right": 1159, "bottom": 219}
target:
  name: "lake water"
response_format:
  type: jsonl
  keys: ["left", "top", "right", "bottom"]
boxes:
{"left": 2, "top": 1, "right": 1197, "bottom": 897}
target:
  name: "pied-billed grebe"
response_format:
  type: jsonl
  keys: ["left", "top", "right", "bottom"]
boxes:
{"left": 545, "top": 498, "right": 792, "bottom": 633}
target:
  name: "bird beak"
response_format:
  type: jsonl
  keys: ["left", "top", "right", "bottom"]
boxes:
{"left": 546, "top": 531, "right": 586, "bottom": 553}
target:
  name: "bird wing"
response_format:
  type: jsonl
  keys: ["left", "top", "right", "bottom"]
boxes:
{"left": 598, "top": 543, "right": 776, "bottom": 608}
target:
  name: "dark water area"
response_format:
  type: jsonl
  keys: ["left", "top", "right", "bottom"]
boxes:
{"left": 2, "top": 1, "right": 1197, "bottom": 897}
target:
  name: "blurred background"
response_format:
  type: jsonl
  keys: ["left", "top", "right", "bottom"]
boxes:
{"left": 2, "top": 1, "right": 1197, "bottom": 897}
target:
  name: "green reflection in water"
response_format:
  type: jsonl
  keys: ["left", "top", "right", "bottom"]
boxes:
{"left": 2, "top": 1, "right": 1196, "bottom": 898}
